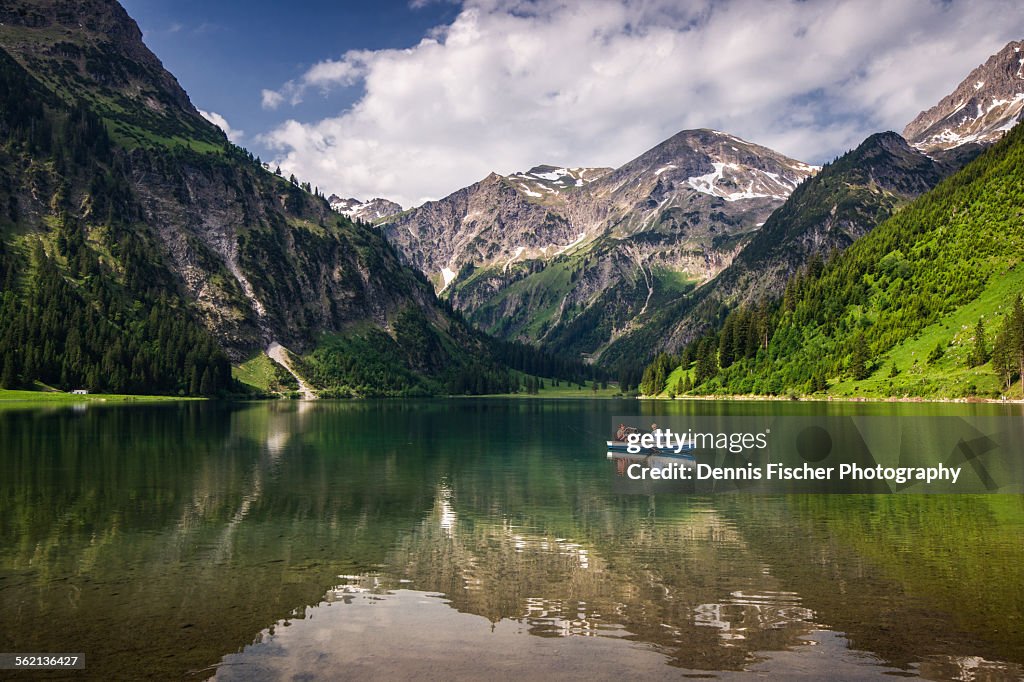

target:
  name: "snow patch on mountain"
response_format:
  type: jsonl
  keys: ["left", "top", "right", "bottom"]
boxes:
{"left": 328, "top": 195, "right": 403, "bottom": 222}
{"left": 503, "top": 246, "right": 526, "bottom": 272}
{"left": 555, "top": 232, "right": 587, "bottom": 255}
{"left": 505, "top": 165, "right": 613, "bottom": 199}
{"left": 685, "top": 163, "right": 805, "bottom": 202}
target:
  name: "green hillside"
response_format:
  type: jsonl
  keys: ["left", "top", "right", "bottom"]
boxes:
{"left": 604, "top": 132, "right": 957, "bottom": 371}
{"left": 643, "top": 121, "right": 1024, "bottom": 399}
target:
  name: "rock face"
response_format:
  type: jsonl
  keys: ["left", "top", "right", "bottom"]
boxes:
{"left": 0, "top": 0, "right": 463, "bottom": 365}
{"left": 328, "top": 195, "right": 403, "bottom": 223}
{"left": 904, "top": 40, "right": 1024, "bottom": 153}
{"left": 382, "top": 171, "right": 584, "bottom": 291}
{"left": 124, "top": 153, "right": 438, "bottom": 357}
{"left": 382, "top": 130, "right": 816, "bottom": 357}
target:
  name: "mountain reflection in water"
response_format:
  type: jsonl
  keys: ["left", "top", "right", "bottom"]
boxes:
{"left": 0, "top": 399, "right": 1022, "bottom": 681}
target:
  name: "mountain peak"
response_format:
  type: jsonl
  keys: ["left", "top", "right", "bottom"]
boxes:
{"left": 0, "top": 0, "right": 220, "bottom": 146}
{"left": 605, "top": 127, "right": 818, "bottom": 204}
{"left": 903, "top": 39, "right": 1024, "bottom": 152}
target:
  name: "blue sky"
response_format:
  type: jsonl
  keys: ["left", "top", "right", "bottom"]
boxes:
{"left": 121, "top": 1, "right": 1024, "bottom": 208}
{"left": 122, "top": 0, "right": 459, "bottom": 150}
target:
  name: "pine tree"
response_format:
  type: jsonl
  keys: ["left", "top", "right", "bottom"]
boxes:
{"left": 1012, "top": 295, "right": 1024, "bottom": 396}
{"left": 639, "top": 365, "right": 657, "bottom": 396}
{"left": 969, "top": 317, "right": 989, "bottom": 367}
{"left": 850, "top": 334, "right": 870, "bottom": 380}
{"left": 1, "top": 353, "right": 17, "bottom": 389}
{"left": 992, "top": 326, "right": 1015, "bottom": 391}
{"left": 718, "top": 316, "right": 735, "bottom": 368}
{"left": 694, "top": 339, "right": 718, "bottom": 386}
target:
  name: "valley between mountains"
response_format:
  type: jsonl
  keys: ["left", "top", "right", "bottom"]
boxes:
{"left": 0, "top": 0, "right": 1022, "bottom": 400}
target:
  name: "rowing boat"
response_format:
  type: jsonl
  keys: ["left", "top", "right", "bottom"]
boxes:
{"left": 606, "top": 440, "right": 696, "bottom": 453}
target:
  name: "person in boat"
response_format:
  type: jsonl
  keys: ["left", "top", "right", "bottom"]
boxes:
{"left": 615, "top": 423, "right": 640, "bottom": 442}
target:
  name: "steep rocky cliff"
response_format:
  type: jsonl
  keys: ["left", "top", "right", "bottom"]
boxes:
{"left": 383, "top": 170, "right": 585, "bottom": 291}
{"left": 0, "top": 0, "right": 220, "bottom": 148}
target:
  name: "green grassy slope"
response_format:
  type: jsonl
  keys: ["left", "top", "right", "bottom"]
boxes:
{"left": 649, "top": 122, "right": 1024, "bottom": 399}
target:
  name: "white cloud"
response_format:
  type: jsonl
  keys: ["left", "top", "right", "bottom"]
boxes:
{"left": 198, "top": 109, "right": 244, "bottom": 143}
{"left": 263, "top": 55, "right": 368, "bottom": 108}
{"left": 261, "top": 88, "right": 285, "bottom": 110}
{"left": 258, "top": 0, "right": 1024, "bottom": 208}
{"left": 303, "top": 57, "right": 366, "bottom": 89}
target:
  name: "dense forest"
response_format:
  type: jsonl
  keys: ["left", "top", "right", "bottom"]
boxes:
{"left": 294, "top": 306, "right": 605, "bottom": 398}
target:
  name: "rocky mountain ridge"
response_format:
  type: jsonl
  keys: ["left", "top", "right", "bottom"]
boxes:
{"left": 904, "top": 40, "right": 1024, "bottom": 152}
{"left": 380, "top": 40, "right": 1022, "bottom": 369}
{"left": 506, "top": 165, "right": 613, "bottom": 196}
{"left": 0, "top": 0, "right": 221, "bottom": 149}
{"left": 611, "top": 42, "right": 1024, "bottom": 368}
{"left": 327, "top": 194, "right": 403, "bottom": 223}
{"left": 381, "top": 129, "right": 817, "bottom": 357}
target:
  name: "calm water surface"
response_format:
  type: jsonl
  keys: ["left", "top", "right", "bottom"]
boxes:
{"left": 1, "top": 399, "right": 1022, "bottom": 680}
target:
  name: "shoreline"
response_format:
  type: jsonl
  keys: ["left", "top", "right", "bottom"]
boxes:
{"left": 2, "top": 389, "right": 1021, "bottom": 406}
{"left": 0, "top": 389, "right": 205, "bottom": 405}
{"left": 640, "top": 393, "right": 1024, "bottom": 405}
